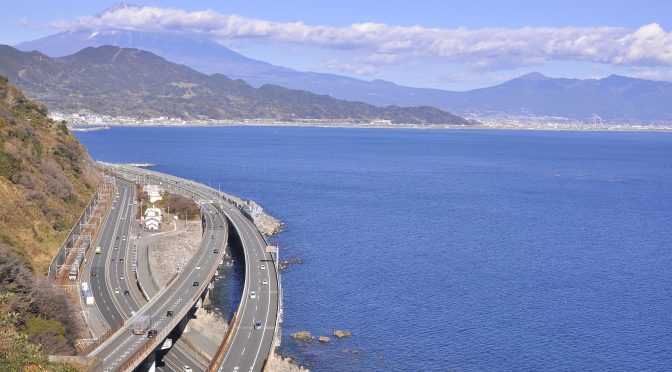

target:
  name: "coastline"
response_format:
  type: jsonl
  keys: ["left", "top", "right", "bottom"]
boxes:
{"left": 66, "top": 121, "right": 672, "bottom": 132}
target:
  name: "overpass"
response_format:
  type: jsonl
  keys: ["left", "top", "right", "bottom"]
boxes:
{"left": 95, "top": 163, "right": 280, "bottom": 372}
{"left": 78, "top": 176, "right": 210, "bottom": 370}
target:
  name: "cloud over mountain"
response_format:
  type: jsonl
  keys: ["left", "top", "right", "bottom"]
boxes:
{"left": 50, "top": 5, "right": 672, "bottom": 70}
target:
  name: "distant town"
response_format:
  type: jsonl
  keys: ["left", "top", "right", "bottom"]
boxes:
{"left": 53, "top": 111, "right": 672, "bottom": 132}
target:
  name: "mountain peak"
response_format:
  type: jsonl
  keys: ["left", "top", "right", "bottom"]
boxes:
{"left": 97, "top": 3, "right": 140, "bottom": 17}
{"left": 515, "top": 72, "right": 550, "bottom": 81}
{"left": 601, "top": 74, "right": 632, "bottom": 81}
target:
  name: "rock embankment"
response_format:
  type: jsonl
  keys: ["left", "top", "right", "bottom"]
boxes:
{"left": 267, "top": 353, "right": 310, "bottom": 372}
{"left": 188, "top": 306, "right": 228, "bottom": 346}
{"left": 148, "top": 220, "right": 202, "bottom": 286}
{"left": 279, "top": 257, "right": 303, "bottom": 270}
{"left": 254, "top": 211, "right": 283, "bottom": 236}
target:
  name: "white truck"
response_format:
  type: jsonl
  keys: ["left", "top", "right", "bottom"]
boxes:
{"left": 84, "top": 290, "right": 95, "bottom": 306}
{"left": 81, "top": 282, "right": 89, "bottom": 294}
{"left": 132, "top": 315, "right": 152, "bottom": 335}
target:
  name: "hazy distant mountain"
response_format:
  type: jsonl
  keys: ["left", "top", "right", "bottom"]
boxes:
{"left": 14, "top": 4, "right": 672, "bottom": 122}
{"left": 446, "top": 72, "right": 672, "bottom": 122}
{"left": 0, "top": 45, "right": 470, "bottom": 124}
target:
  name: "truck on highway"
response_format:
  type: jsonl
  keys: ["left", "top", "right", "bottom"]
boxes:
{"left": 84, "top": 290, "right": 95, "bottom": 306}
{"left": 132, "top": 315, "right": 151, "bottom": 335}
{"left": 80, "top": 282, "right": 89, "bottom": 294}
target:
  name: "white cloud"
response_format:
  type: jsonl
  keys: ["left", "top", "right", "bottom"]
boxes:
{"left": 52, "top": 6, "right": 672, "bottom": 70}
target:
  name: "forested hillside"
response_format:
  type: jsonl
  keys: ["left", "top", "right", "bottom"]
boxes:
{"left": 0, "top": 75, "right": 99, "bottom": 367}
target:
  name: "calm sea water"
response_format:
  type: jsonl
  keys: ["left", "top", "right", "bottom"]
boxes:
{"left": 76, "top": 127, "right": 672, "bottom": 371}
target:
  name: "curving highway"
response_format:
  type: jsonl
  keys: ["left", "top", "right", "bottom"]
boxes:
{"left": 108, "top": 164, "right": 280, "bottom": 372}
{"left": 90, "top": 200, "right": 227, "bottom": 371}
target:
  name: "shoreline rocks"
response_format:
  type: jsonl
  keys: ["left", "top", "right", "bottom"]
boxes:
{"left": 318, "top": 336, "right": 330, "bottom": 343}
{"left": 268, "top": 353, "right": 310, "bottom": 372}
{"left": 279, "top": 256, "right": 303, "bottom": 270}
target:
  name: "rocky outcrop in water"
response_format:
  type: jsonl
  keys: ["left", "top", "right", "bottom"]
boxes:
{"left": 333, "top": 330, "right": 352, "bottom": 338}
{"left": 318, "top": 336, "right": 330, "bottom": 343}
{"left": 291, "top": 331, "right": 314, "bottom": 342}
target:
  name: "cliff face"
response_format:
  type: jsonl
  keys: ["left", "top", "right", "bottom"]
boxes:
{"left": 0, "top": 74, "right": 99, "bottom": 273}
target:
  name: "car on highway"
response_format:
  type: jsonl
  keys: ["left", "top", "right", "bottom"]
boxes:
{"left": 111, "top": 258, "right": 115, "bottom": 263}
{"left": 261, "top": 264, "right": 266, "bottom": 270}
{"left": 254, "top": 321, "right": 262, "bottom": 330}
{"left": 124, "top": 290, "right": 130, "bottom": 296}
{"left": 120, "top": 276, "right": 124, "bottom": 280}
{"left": 211, "top": 234, "right": 215, "bottom": 240}
{"left": 193, "top": 281, "right": 199, "bottom": 286}
{"left": 213, "top": 249, "right": 218, "bottom": 253}
{"left": 262, "top": 279, "right": 268, "bottom": 285}
{"left": 119, "top": 258, "right": 124, "bottom": 263}
{"left": 114, "top": 288, "right": 120, "bottom": 294}
{"left": 166, "top": 310, "right": 173, "bottom": 317}
{"left": 183, "top": 366, "right": 192, "bottom": 372}
{"left": 147, "top": 328, "right": 157, "bottom": 338}
{"left": 249, "top": 291, "right": 256, "bottom": 299}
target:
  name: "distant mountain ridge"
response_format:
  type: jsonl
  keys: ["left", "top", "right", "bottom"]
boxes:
{"left": 15, "top": 9, "right": 672, "bottom": 123}
{"left": 0, "top": 45, "right": 470, "bottom": 125}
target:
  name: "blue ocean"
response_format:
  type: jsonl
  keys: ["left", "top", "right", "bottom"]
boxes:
{"left": 75, "top": 127, "right": 672, "bottom": 371}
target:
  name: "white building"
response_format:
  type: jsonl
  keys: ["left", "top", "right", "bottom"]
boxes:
{"left": 143, "top": 184, "right": 164, "bottom": 203}
{"left": 143, "top": 206, "right": 163, "bottom": 230}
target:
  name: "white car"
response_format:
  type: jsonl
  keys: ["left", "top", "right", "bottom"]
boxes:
{"left": 260, "top": 264, "right": 266, "bottom": 270}
{"left": 183, "top": 366, "right": 192, "bottom": 372}
{"left": 249, "top": 291, "right": 256, "bottom": 299}
{"left": 120, "top": 276, "right": 124, "bottom": 280}
{"left": 262, "top": 279, "right": 268, "bottom": 285}
{"left": 114, "top": 288, "right": 120, "bottom": 294}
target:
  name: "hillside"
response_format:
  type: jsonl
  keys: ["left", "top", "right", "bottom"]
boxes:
{"left": 0, "top": 75, "right": 99, "bottom": 364}
{"left": 0, "top": 45, "right": 472, "bottom": 125}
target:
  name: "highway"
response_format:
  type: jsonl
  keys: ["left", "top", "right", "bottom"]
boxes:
{"left": 84, "top": 179, "right": 137, "bottom": 328}
{"left": 108, "top": 164, "right": 279, "bottom": 372}
{"left": 88, "top": 174, "right": 229, "bottom": 371}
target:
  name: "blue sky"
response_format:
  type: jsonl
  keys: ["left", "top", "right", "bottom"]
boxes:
{"left": 2, "top": 1, "right": 672, "bottom": 90}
